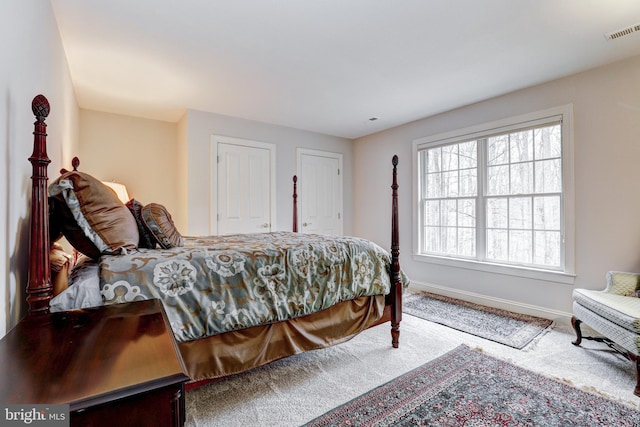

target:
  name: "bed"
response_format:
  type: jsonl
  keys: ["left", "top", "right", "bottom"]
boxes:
{"left": 25, "top": 94, "right": 406, "bottom": 388}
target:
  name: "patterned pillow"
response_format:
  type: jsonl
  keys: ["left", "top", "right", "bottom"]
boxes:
{"left": 141, "top": 203, "right": 183, "bottom": 249}
{"left": 48, "top": 171, "right": 139, "bottom": 259}
{"left": 126, "top": 199, "right": 157, "bottom": 249}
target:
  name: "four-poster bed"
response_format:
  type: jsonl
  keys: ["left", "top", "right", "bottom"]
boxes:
{"left": 24, "top": 94, "right": 405, "bottom": 387}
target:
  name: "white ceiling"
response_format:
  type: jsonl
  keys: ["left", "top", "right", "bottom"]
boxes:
{"left": 51, "top": 0, "right": 640, "bottom": 139}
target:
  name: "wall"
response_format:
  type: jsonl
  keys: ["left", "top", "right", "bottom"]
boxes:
{"left": 78, "top": 109, "right": 352, "bottom": 237}
{"left": 354, "top": 55, "right": 640, "bottom": 320}
{"left": 185, "top": 109, "right": 353, "bottom": 236}
{"left": 78, "top": 110, "right": 184, "bottom": 232}
{"left": 0, "top": 1, "right": 78, "bottom": 336}
{"left": 176, "top": 112, "right": 189, "bottom": 234}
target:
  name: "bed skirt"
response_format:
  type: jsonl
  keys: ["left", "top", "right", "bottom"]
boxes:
{"left": 180, "top": 295, "right": 385, "bottom": 383}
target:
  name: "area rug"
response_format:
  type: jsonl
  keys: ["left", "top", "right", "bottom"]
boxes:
{"left": 403, "top": 291, "right": 552, "bottom": 349}
{"left": 304, "top": 344, "right": 640, "bottom": 427}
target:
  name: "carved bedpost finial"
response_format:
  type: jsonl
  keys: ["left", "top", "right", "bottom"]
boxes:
{"left": 392, "top": 154, "right": 398, "bottom": 167}
{"left": 31, "top": 95, "right": 50, "bottom": 122}
{"left": 60, "top": 157, "right": 80, "bottom": 174}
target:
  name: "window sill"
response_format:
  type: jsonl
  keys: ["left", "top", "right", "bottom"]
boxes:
{"left": 412, "top": 253, "right": 576, "bottom": 285}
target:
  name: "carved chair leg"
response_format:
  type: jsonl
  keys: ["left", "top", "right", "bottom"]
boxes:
{"left": 573, "top": 315, "right": 640, "bottom": 397}
{"left": 571, "top": 316, "right": 583, "bottom": 346}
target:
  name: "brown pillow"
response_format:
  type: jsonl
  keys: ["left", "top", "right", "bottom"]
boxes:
{"left": 141, "top": 203, "right": 183, "bottom": 249}
{"left": 48, "top": 171, "right": 139, "bottom": 259}
{"left": 126, "top": 199, "right": 157, "bottom": 249}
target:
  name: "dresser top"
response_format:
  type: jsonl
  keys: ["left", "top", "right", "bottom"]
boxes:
{"left": 0, "top": 299, "right": 188, "bottom": 409}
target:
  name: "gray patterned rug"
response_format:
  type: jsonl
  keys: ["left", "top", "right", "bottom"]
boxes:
{"left": 304, "top": 344, "right": 640, "bottom": 426}
{"left": 403, "top": 291, "right": 553, "bottom": 349}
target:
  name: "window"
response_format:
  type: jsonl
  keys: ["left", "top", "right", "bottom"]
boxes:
{"left": 413, "top": 106, "right": 574, "bottom": 282}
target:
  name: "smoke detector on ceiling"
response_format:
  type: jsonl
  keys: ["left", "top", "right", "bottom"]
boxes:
{"left": 605, "top": 23, "right": 640, "bottom": 40}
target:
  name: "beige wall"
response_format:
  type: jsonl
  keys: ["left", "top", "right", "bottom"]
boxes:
{"left": 185, "top": 109, "right": 353, "bottom": 236}
{"left": 0, "top": 2, "right": 79, "bottom": 335}
{"left": 77, "top": 109, "right": 353, "bottom": 239}
{"left": 77, "top": 106, "right": 354, "bottom": 239}
{"left": 78, "top": 110, "right": 184, "bottom": 232}
{"left": 176, "top": 112, "right": 189, "bottom": 235}
{"left": 354, "top": 55, "right": 640, "bottom": 320}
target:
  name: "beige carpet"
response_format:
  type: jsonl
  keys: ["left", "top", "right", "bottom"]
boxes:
{"left": 185, "top": 313, "right": 640, "bottom": 426}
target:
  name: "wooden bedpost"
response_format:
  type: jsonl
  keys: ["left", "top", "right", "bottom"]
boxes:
{"left": 27, "top": 94, "right": 52, "bottom": 315}
{"left": 390, "top": 155, "right": 401, "bottom": 348}
{"left": 292, "top": 175, "right": 298, "bottom": 232}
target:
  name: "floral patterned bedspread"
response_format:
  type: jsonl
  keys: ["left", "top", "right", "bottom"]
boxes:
{"left": 98, "top": 232, "right": 407, "bottom": 343}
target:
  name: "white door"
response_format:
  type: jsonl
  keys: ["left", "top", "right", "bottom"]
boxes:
{"left": 214, "top": 137, "right": 275, "bottom": 235}
{"left": 297, "top": 149, "right": 343, "bottom": 235}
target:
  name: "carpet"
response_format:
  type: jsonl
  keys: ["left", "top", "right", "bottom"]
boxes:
{"left": 304, "top": 344, "right": 640, "bottom": 427}
{"left": 185, "top": 315, "right": 639, "bottom": 426}
{"left": 403, "top": 291, "right": 553, "bottom": 349}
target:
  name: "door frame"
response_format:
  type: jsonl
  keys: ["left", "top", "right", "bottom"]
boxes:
{"left": 211, "top": 135, "right": 277, "bottom": 235}
{"left": 295, "top": 148, "right": 343, "bottom": 235}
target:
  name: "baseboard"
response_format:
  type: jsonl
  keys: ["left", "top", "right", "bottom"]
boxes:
{"left": 408, "top": 281, "right": 574, "bottom": 328}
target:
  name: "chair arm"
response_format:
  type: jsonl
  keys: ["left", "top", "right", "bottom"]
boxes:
{"left": 604, "top": 271, "right": 640, "bottom": 296}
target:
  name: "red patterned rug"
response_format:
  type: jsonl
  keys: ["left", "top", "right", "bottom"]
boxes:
{"left": 304, "top": 345, "right": 640, "bottom": 426}
{"left": 403, "top": 291, "right": 553, "bottom": 349}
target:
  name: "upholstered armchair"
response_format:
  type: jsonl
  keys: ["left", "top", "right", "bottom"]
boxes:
{"left": 572, "top": 271, "right": 640, "bottom": 396}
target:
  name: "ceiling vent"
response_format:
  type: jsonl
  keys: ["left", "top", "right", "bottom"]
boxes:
{"left": 605, "top": 23, "right": 640, "bottom": 40}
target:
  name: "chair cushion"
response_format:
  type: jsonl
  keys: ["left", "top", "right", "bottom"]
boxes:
{"left": 573, "top": 301, "right": 640, "bottom": 355}
{"left": 573, "top": 288, "right": 640, "bottom": 333}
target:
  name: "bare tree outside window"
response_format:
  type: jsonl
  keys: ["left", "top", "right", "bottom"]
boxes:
{"left": 419, "top": 121, "right": 563, "bottom": 271}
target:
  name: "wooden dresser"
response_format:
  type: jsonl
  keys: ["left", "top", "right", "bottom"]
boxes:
{"left": 0, "top": 299, "right": 189, "bottom": 427}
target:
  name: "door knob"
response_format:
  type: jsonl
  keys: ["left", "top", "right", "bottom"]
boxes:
{"left": 303, "top": 222, "right": 312, "bottom": 227}
{"left": 261, "top": 223, "right": 270, "bottom": 228}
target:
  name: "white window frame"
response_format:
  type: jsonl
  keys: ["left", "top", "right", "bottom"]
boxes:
{"left": 412, "top": 105, "right": 575, "bottom": 284}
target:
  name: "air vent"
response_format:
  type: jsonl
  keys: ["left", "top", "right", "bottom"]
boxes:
{"left": 605, "top": 23, "right": 640, "bottom": 40}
